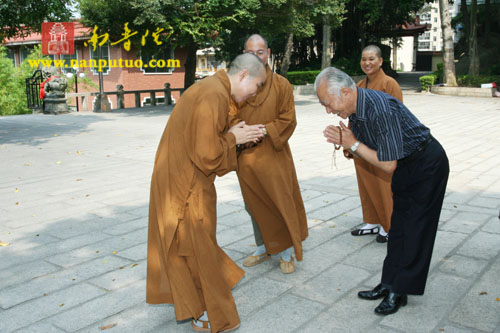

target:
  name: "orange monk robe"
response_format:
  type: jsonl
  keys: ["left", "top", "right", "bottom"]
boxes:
{"left": 354, "top": 68, "right": 403, "bottom": 232}
{"left": 229, "top": 65, "right": 308, "bottom": 260}
{"left": 146, "top": 71, "right": 244, "bottom": 333}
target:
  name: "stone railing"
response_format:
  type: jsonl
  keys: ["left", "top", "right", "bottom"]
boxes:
{"left": 67, "top": 83, "right": 184, "bottom": 111}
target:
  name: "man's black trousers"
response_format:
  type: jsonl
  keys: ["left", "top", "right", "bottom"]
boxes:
{"left": 382, "top": 137, "right": 449, "bottom": 295}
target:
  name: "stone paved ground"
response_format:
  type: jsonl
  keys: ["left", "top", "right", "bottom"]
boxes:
{"left": 1, "top": 91, "right": 499, "bottom": 333}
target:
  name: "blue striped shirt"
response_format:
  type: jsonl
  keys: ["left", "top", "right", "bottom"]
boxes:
{"left": 349, "top": 87, "right": 430, "bottom": 162}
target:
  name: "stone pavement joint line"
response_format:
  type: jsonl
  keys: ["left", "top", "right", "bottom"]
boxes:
{"left": 0, "top": 93, "right": 499, "bottom": 332}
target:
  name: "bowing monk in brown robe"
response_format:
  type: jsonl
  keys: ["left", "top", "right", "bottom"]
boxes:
{"left": 146, "top": 53, "right": 267, "bottom": 333}
{"left": 229, "top": 34, "right": 308, "bottom": 274}
{"left": 348, "top": 45, "right": 403, "bottom": 243}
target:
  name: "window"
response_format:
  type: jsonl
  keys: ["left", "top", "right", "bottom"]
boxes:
{"left": 433, "top": 27, "right": 437, "bottom": 32}
{"left": 6, "top": 48, "right": 16, "bottom": 66}
{"left": 20, "top": 46, "right": 32, "bottom": 63}
{"left": 432, "top": 46, "right": 436, "bottom": 51}
{"left": 141, "top": 46, "right": 175, "bottom": 74}
{"left": 434, "top": 17, "right": 438, "bottom": 23}
{"left": 90, "top": 44, "right": 110, "bottom": 75}
{"left": 419, "top": 42, "right": 430, "bottom": 49}
{"left": 433, "top": 36, "right": 437, "bottom": 41}
{"left": 61, "top": 51, "right": 78, "bottom": 74}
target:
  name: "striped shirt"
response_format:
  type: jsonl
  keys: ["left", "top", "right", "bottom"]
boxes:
{"left": 349, "top": 87, "right": 430, "bottom": 162}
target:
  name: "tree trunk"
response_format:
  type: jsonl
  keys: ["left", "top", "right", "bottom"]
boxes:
{"left": 392, "top": 37, "right": 398, "bottom": 70}
{"left": 183, "top": 40, "right": 197, "bottom": 89}
{"left": 439, "top": 0, "right": 458, "bottom": 86}
{"left": 280, "top": 32, "right": 294, "bottom": 76}
{"left": 321, "top": 16, "right": 332, "bottom": 69}
{"left": 468, "top": 0, "right": 480, "bottom": 75}
{"left": 460, "top": 0, "right": 469, "bottom": 45}
{"left": 484, "top": 0, "right": 491, "bottom": 44}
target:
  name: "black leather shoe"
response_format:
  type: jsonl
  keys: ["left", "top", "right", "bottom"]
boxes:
{"left": 358, "top": 283, "right": 390, "bottom": 300}
{"left": 374, "top": 291, "right": 407, "bottom": 315}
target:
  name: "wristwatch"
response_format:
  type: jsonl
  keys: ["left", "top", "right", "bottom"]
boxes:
{"left": 262, "top": 127, "right": 267, "bottom": 135}
{"left": 350, "top": 141, "right": 360, "bottom": 152}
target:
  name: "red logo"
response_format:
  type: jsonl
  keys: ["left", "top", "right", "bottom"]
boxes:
{"left": 42, "top": 22, "right": 75, "bottom": 55}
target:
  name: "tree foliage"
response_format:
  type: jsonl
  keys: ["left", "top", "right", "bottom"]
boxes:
{"left": 78, "top": 0, "right": 348, "bottom": 83}
{"left": 0, "top": 47, "right": 28, "bottom": 116}
{"left": 0, "top": 0, "right": 73, "bottom": 40}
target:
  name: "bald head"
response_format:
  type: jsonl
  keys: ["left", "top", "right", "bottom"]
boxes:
{"left": 362, "top": 45, "right": 382, "bottom": 58}
{"left": 227, "top": 53, "right": 266, "bottom": 79}
{"left": 227, "top": 53, "right": 267, "bottom": 103}
{"left": 244, "top": 34, "right": 268, "bottom": 49}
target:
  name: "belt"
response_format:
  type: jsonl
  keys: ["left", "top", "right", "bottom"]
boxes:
{"left": 398, "top": 135, "right": 433, "bottom": 166}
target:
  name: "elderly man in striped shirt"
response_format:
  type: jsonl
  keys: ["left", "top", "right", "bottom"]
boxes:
{"left": 315, "top": 67, "right": 449, "bottom": 316}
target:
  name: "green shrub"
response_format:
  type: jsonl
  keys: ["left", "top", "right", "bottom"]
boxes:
{"left": 419, "top": 75, "right": 437, "bottom": 91}
{"left": 332, "top": 57, "right": 364, "bottom": 76}
{"left": 435, "top": 63, "right": 443, "bottom": 82}
{"left": 0, "top": 47, "right": 29, "bottom": 116}
{"left": 286, "top": 70, "right": 321, "bottom": 85}
{"left": 457, "top": 74, "right": 499, "bottom": 87}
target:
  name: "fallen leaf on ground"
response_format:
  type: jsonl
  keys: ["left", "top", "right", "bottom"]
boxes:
{"left": 24, "top": 163, "right": 30, "bottom": 166}
{"left": 76, "top": 179, "right": 83, "bottom": 181}
{"left": 103, "top": 260, "right": 108, "bottom": 264}
{"left": 112, "top": 251, "right": 117, "bottom": 254}
{"left": 131, "top": 264, "right": 138, "bottom": 268}
{"left": 479, "top": 291, "right": 488, "bottom": 295}
{"left": 329, "top": 225, "right": 336, "bottom": 228}
{"left": 0, "top": 241, "right": 10, "bottom": 247}
{"left": 76, "top": 151, "right": 82, "bottom": 155}
{"left": 99, "top": 323, "right": 117, "bottom": 330}
{"left": 43, "top": 293, "right": 48, "bottom": 296}
{"left": 59, "top": 303, "right": 64, "bottom": 307}
{"left": 496, "top": 297, "right": 500, "bottom": 301}
{"left": 15, "top": 188, "right": 19, "bottom": 192}
{"left": 56, "top": 161, "right": 61, "bottom": 165}
{"left": 54, "top": 134, "right": 59, "bottom": 137}
{"left": 15, "top": 202, "right": 19, "bottom": 205}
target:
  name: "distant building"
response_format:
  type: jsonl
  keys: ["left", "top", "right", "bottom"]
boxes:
{"left": 196, "top": 47, "right": 226, "bottom": 79}
{"left": 2, "top": 21, "right": 187, "bottom": 108}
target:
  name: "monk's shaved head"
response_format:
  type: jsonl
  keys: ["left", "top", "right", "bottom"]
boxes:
{"left": 362, "top": 45, "right": 382, "bottom": 58}
{"left": 244, "top": 34, "right": 268, "bottom": 49}
{"left": 227, "top": 53, "right": 266, "bottom": 78}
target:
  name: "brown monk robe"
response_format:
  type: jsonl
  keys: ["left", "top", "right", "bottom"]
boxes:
{"left": 353, "top": 68, "right": 403, "bottom": 234}
{"left": 146, "top": 54, "right": 266, "bottom": 333}
{"left": 229, "top": 64, "right": 308, "bottom": 261}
